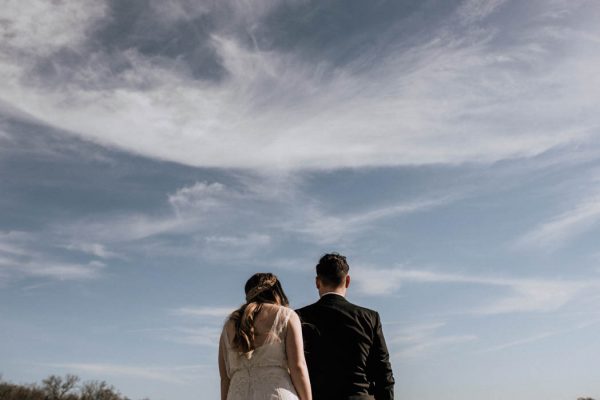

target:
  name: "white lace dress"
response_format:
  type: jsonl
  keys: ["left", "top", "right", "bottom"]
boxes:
{"left": 221, "top": 306, "right": 299, "bottom": 400}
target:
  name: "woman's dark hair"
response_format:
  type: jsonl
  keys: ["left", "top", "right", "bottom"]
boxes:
{"left": 229, "top": 273, "right": 289, "bottom": 354}
{"left": 316, "top": 253, "right": 349, "bottom": 287}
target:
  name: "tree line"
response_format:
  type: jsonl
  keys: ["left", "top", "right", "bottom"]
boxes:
{"left": 0, "top": 374, "right": 150, "bottom": 400}
{"left": 1, "top": 373, "right": 595, "bottom": 400}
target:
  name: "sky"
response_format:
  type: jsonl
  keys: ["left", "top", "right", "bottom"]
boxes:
{"left": 1, "top": 0, "right": 600, "bottom": 399}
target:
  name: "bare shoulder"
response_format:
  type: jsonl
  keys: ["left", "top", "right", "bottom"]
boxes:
{"left": 289, "top": 310, "right": 301, "bottom": 325}
{"left": 260, "top": 304, "right": 297, "bottom": 322}
{"left": 262, "top": 302, "right": 282, "bottom": 311}
{"left": 261, "top": 302, "right": 285, "bottom": 315}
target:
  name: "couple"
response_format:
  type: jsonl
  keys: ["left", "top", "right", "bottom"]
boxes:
{"left": 218, "top": 253, "right": 395, "bottom": 400}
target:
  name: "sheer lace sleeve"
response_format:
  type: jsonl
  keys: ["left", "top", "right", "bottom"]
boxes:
{"left": 275, "top": 307, "right": 294, "bottom": 340}
{"left": 220, "top": 324, "right": 231, "bottom": 376}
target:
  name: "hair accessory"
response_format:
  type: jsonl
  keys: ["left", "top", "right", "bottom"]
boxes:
{"left": 245, "top": 275, "right": 277, "bottom": 302}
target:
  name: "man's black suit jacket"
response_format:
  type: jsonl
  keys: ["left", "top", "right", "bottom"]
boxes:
{"left": 296, "top": 294, "right": 394, "bottom": 400}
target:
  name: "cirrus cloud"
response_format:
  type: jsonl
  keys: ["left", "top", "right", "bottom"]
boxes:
{"left": 1, "top": 0, "right": 598, "bottom": 170}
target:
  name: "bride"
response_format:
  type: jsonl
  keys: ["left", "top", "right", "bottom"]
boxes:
{"left": 218, "top": 273, "right": 312, "bottom": 400}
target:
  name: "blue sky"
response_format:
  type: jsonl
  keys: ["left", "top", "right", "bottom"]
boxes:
{"left": 1, "top": 1, "right": 600, "bottom": 399}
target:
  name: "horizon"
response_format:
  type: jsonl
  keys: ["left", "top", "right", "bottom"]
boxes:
{"left": 1, "top": 1, "right": 600, "bottom": 399}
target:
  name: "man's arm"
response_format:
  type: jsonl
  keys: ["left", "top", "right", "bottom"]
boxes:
{"left": 367, "top": 312, "right": 394, "bottom": 400}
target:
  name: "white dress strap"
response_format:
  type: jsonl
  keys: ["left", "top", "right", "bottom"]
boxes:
{"left": 275, "top": 307, "right": 293, "bottom": 338}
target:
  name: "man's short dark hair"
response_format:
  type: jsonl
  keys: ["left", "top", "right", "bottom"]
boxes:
{"left": 316, "top": 253, "right": 349, "bottom": 287}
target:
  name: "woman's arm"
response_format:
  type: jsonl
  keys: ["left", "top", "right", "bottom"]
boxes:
{"left": 286, "top": 311, "right": 312, "bottom": 400}
{"left": 218, "top": 330, "right": 230, "bottom": 400}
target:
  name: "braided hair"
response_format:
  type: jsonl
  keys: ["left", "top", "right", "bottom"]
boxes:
{"left": 229, "top": 273, "right": 289, "bottom": 355}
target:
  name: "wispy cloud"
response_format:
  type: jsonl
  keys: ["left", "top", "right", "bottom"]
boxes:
{"left": 390, "top": 322, "right": 477, "bottom": 359}
{"left": 0, "top": 231, "right": 106, "bottom": 282}
{"left": 45, "top": 178, "right": 456, "bottom": 260}
{"left": 516, "top": 193, "right": 600, "bottom": 249}
{"left": 201, "top": 234, "right": 273, "bottom": 260}
{"left": 1, "top": 0, "right": 106, "bottom": 54}
{"left": 0, "top": 258, "right": 104, "bottom": 281}
{"left": 171, "top": 306, "right": 235, "bottom": 318}
{"left": 0, "top": 180, "right": 279, "bottom": 278}
{"left": 23, "top": 261, "right": 105, "bottom": 281}
{"left": 59, "top": 180, "right": 261, "bottom": 244}
{"left": 1, "top": 1, "right": 598, "bottom": 169}
{"left": 288, "top": 194, "right": 457, "bottom": 244}
{"left": 474, "top": 280, "right": 582, "bottom": 314}
{"left": 149, "top": 305, "right": 236, "bottom": 347}
{"left": 479, "top": 319, "right": 600, "bottom": 353}
{"left": 168, "top": 182, "right": 236, "bottom": 216}
{"left": 457, "top": 0, "right": 509, "bottom": 24}
{"left": 0, "top": 236, "right": 29, "bottom": 256}
{"left": 352, "top": 266, "right": 600, "bottom": 314}
{"left": 164, "top": 326, "right": 222, "bottom": 347}
{"left": 62, "top": 242, "right": 121, "bottom": 260}
{"left": 44, "top": 362, "right": 208, "bottom": 384}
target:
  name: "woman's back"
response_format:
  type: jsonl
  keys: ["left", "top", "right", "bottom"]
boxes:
{"left": 221, "top": 304, "right": 299, "bottom": 400}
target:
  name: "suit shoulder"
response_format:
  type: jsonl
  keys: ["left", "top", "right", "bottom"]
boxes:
{"left": 347, "top": 301, "right": 380, "bottom": 318}
{"left": 295, "top": 302, "right": 317, "bottom": 315}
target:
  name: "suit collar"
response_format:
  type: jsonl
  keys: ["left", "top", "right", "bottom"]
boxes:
{"left": 320, "top": 291, "right": 346, "bottom": 298}
{"left": 317, "top": 292, "right": 349, "bottom": 305}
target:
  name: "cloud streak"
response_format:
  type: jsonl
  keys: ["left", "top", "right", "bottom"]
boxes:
{"left": 45, "top": 362, "right": 208, "bottom": 385}
{"left": 151, "top": 305, "right": 236, "bottom": 347}
{"left": 285, "top": 194, "right": 458, "bottom": 244}
{"left": 63, "top": 242, "right": 122, "bottom": 260}
{"left": 171, "top": 306, "right": 235, "bottom": 318}
{"left": 1, "top": 1, "right": 598, "bottom": 170}
{"left": 516, "top": 193, "right": 600, "bottom": 249}
{"left": 352, "top": 266, "right": 600, "bottom": 314}
{"left": 389, "top": 322, "right": 477, "bottom": 359}
{"left": 44, "top": 177, "right": 456, "bottom": 261}
{"left": 0, "top": 232, "right": 106, "bottom": 282}
{"left": 479, "top": 319, "right": 600, "bottom": 353}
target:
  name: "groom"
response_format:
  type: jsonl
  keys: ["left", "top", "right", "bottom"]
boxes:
{"left": 297, "top": 253, "right": 395, "bottom": 400}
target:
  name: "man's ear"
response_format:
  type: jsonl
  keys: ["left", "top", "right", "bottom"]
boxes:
{"left": 315, "top": 276, "right": 320, "bottom": 289}
{"left": 345, "top": 274, "right": 351, "bottom": 288}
